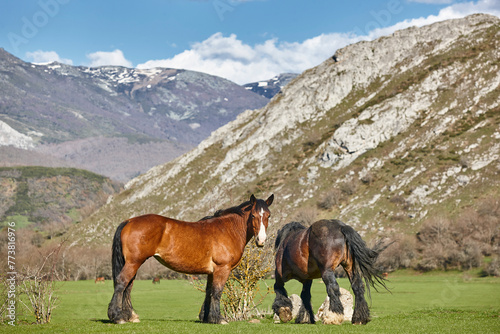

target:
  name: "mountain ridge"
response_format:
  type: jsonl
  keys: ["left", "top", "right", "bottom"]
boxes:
{"left": 72, "top": 14, "right": 499, "bottom": 245}
{"left": 0, "top": 50, "right": 268, "bottom": 181}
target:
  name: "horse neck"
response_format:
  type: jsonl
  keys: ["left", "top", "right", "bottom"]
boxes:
{"left": 218, "top": 212, "right": 253, "bottom": 247}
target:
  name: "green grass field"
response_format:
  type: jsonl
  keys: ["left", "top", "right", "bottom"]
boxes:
{"left": 4, "top": 270, "right": 500, "bottom": 333}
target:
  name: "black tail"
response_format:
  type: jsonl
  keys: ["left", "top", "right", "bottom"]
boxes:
{"left": 111, "top": 221, "right": 129, "bottom": 287}
{"left": 340, "top": 224, "right": 390, "bottom": 296}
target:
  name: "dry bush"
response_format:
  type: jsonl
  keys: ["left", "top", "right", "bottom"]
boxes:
{"left": 291, "top": 207, "right": 319, "bottom": 226}
{"left": 59, "top": 245, "right": 112, "bottom": 281}
{"left": 416, "top": 217, "right": 452, "bottom": 248}
{"left": 191, "top": 241, "right": 274, "bottom": 321}
{"left": 454, "top": 208, "right": 496, "bottom": 256}
{"left": 18, "top": 241, "right": 65, "bottom": 324}
{"left": 416, "top": 217, "right": 460, "bottom": 271}
{"left": 477, "top": 196, "right": 500, "bottom": 218}
{"left": 415, "top": 204, "right": 498, "bottom": 271}
{"left": 221, "top": 242, "right": 273, "bottom": 321}
{"left": 390, "top": 213, "right": 407, "bottom": 222}
{"left": 376, "top": 235, "right": 416, "bottom": 271}
{"left": 484, "top": 252, "right": 500, "bottom": 277}
{"left": 457, "top": 240, "right": 483, "bottom": 270}
{"left": 390, "top": 195, "right": 407, "bottom": 205}
{"left": 339, "top": 180, "right": 358, "bottom": 196}
{"left": 317, "top": 188, "right": 342, "bottom": 210}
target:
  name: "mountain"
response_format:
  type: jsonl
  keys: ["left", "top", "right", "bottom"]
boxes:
{"left": 0, "top": 166, "right": 121, "bottom": 236}
{"left": 0, "top": 51, "right": 268, "bottom": 181}
{"left": 71, "top": 14, "right": 500, "bottom": 246}
{"left": 244, "top": 73, "right": 298, "bottom": 99}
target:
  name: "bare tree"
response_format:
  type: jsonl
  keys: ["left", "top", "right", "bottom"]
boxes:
{"left": 18, "top": 240, "right": 65, "bottom": 324}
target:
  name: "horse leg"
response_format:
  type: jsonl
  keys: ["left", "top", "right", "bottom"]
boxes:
{"left": 296, "top": 279, "right": 315, "bottom": 324}
{"left": 198, "top": 274, "right": 213, "bottom": 322}
{"left": 347, "top": 270, "right": 370, "bottom": 325}
{"left": 321, "top": 268, "right": 344, "bottom": 325}
{"left": 108, "top": 262, "right": 141, "bottom": 324}
{"left": 123, "top": 275, "right": 140, "bottom": 323}
{"left": 208, "top": 266, "right": 230, "bottom": 324}
{"left": 272, "top": 274, "right": 293, "bottom": 323}
{"left": 199, "top": 266, "right": 230, "bottom": 324}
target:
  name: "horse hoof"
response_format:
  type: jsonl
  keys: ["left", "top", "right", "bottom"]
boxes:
{"left": 115, "top": 319, "right": 127, "bottom": 324}
{"left": 220, "top": 320, "right": 228, "bottom": 325}
{"left": 322, "top": 311, "right": 344, "bottom": 325}
{"left": 278, "top": 307, "right": 292, "bottom": 323}
{"left": 130, "top": 311, "right": 140, "bottom": 323}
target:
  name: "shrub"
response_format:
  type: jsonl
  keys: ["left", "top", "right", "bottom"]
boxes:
{"left": 291, "top": 207, "right": 319, "bottom": 226}
{"left": 339, "top": 180, "right": 358, "bottom": 196}
{"left": 191, "top": 241, "right": 273, "bottom": 321}
{"left": 414, "top": 200, "right": 500, "bottom": 272}
{"left": 376, "top": 235, "right": 416, "bottom": 271}
{"left": 484, "top": 254, "right": 500, "bottom": 277}
{"left": 317, "top": 188, "right": 342, "bottom": 210}
{"left": 17, "top": 241, "right": 65, "bottom": 324}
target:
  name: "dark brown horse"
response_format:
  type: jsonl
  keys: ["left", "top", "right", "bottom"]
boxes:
{"left": 272, "top": 219, "right": 390, "bottom": 325}
{"left": 108, "top": 194, "right": 274, "bottom": 324}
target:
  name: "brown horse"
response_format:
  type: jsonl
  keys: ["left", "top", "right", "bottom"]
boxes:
{"left": 108, "top": 194, "right": 274, "bottom": 324}
{"left": 95, "top": 276, "right": 105, "bottom": 284}
{"left": 272, "top": 220, "right": 390, "bottom": 325}
{"left": 152, "top": 277, "right": 160, "bottom": 284}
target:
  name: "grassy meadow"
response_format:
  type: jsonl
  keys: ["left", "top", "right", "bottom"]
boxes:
{"left": 4, "top": 270, "right": 500, "bottom": 333}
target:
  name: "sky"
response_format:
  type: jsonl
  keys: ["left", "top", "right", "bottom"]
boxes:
{"left": 0, "top": 0, "right": 499, "bottom": 84}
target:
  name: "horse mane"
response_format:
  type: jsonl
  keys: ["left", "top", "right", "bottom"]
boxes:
{"left": 199, "top": 201, "right": 251, "bottom": 221}
{"left": 275, "top": 221, "right": 307, "bottom": 250}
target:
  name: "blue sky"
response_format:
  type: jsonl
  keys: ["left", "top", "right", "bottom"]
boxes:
{"left": 1, "top": 0, "right": 499, "bottom": 84}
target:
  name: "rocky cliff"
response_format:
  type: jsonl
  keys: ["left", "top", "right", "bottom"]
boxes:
{"left": 73, "top": 14, "right": 500, "bottom": 244}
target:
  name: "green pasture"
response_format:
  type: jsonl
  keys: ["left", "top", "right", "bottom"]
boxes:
{"left": 4, "top": 270, "right": 500, "bottom": 333}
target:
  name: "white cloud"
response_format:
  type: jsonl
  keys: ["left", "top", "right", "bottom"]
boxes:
{"left": 138, "top": 0, "right": 499, "bottom": 84}
{"left": 25, "top": 50, "right": 73, "bottom": 65}
{"left": 138, "top": 32, "right": 359, "bottom": 84}
{"left": 86, "top": 49, "right": 133, "bottom": 68}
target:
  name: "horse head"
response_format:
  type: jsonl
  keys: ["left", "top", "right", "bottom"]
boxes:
{"left": 248, "top": 194, "right": 274, "bottom": 247}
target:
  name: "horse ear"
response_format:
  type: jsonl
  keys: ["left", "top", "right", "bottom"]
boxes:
{"left": 250, "top": 194, "right": 256, "bottom": 204}
{"left": 266, "top": 194, "right": 274, "bottom": 206}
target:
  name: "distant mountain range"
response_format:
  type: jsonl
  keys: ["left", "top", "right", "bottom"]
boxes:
{"left": 0, "top": 49, "right": 270, "bottom": 181}
{"left": 244, "top": 73, "right": 298, "bottom": 99}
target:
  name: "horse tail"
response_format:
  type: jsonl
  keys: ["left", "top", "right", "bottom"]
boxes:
{"left": 111, "top": 221, "right": 129, "bottom": 287}
{"left": 340, "top": 224, "right": 390, "bottom": 296}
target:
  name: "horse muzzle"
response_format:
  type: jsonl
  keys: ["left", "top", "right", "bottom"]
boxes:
{"left": 255, "top": 238, "right": 265, "bottom": 247}
{"left": 255, "top": 224, "right": 267, "bottom": 247}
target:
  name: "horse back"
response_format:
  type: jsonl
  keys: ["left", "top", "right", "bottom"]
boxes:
{"left": 120, "top": 214, "right": 171, "bottom": 262}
